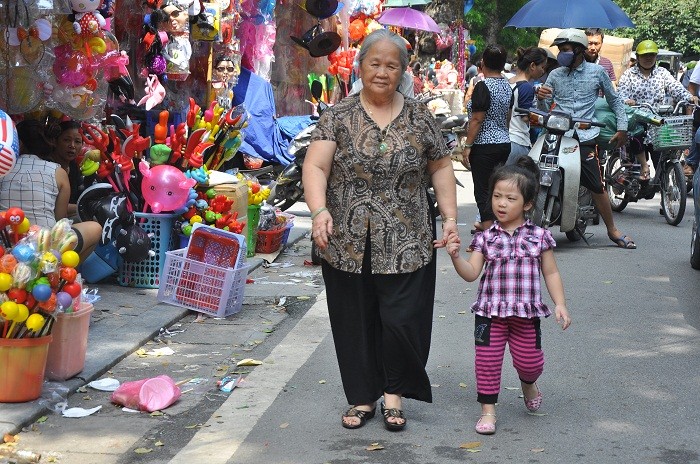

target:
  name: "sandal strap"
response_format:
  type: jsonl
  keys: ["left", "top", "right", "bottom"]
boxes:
{"left": 345, "top": 407, "right": 373, "bottom": 419}
{"left": 383, "top": 407, "right": 405, "bottom": 419}
{"left": 480, "top": 413, "right": 496, "bottom": 418}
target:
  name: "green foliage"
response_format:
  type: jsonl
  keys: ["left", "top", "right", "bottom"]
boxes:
{"left": 464, "top": 0, "right": 539, "bottom": 60}
{"left": 617, "top": 0, "right": 700, "bottom": 57}
{"left": 465, "top": 0, "right": 700, "bottom": 59}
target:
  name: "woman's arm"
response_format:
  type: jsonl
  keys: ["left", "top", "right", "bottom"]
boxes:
{"left": 302, "top": 139, "right": 336, "bottom": 250}
{"left": 428, "top": 155, "right": 457, "bottom": 247}
{"left": 54, "top": 167, "right": 71, "bottom": 221}
{"left": 460, "top": 110, "right": 485, "bottom": 169}
{"left": 541, "top": 249, "right": 571, "bottom": 329}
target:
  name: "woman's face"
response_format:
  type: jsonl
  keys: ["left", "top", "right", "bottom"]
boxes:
{"left": 54, "top": 128, "right": 83, "bottom": 163}
{"left": 528, "top": 60, "right": 547, "bottom": 79}
{"left": 163, "top": 5, "right": 188, "bottom": 33}
{"left": 213, "top": 60, "right": 236, "bottom": 84}
{"left": 359, "top": 39, "right": 403, "bottom": 97}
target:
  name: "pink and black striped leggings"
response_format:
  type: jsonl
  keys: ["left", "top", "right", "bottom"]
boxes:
{"left": 474, "top": 315, "right": 544, "bottom": 404}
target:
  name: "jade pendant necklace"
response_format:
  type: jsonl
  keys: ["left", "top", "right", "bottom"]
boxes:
{"left": 361, "top": 93, "right": 394, "bottom": 154}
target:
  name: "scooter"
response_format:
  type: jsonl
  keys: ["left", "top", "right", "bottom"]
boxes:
{"left": 519, "top": 107, "right": 604, "bottom": 242}
{"left": 269, "top": 81, "right": 326, "bottom": 211}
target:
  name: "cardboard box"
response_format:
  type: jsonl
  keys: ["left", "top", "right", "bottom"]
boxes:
{"left": 539, "top": 28, "right": 634, "bottom": 80}
{"left": 211, "top": 183, "right": 248, "bottom": 222}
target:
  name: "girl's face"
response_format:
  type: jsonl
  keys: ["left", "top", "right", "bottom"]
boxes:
{"left": 54, "top": 128, "right": 83, "bottom": 163}
{"left": 491, "top": 179, "right": 531, "bottom": 228}
{"left": 359, "top": 39, "right": 403, "bottom": 97}
{"left": 528, "top": 60, "right": 547, "bottom": 79}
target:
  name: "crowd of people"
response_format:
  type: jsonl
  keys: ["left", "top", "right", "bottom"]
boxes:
{"left": 303, "top": 26, "right": 699, "bottom": 439}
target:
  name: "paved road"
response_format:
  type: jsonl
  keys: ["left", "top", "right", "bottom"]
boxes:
{"left": 8, "top": 165, "right": 700, "bottom": 463}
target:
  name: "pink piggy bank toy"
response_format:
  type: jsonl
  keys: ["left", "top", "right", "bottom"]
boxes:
{"left": 139, "top": 162, "right": 196, "bottom": 213}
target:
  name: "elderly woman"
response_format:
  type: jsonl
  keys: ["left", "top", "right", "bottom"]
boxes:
{"left": 302, "top": 29, "right": 458, "bottom": 432}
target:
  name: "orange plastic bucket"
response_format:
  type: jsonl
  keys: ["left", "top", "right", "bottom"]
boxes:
{"left": 45, "top": 303, "right": 94, "bottom": 381}
{"left": 0, "top": 335, "right": 52, "bottom": 403}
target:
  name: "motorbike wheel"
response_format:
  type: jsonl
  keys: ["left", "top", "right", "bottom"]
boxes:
{"left": 565, "top": 187, "right": 593, "bottom": 242}
{"left": 604, "top": 152, "right": 629, "bottom": 212}
{"left": 691, "top": 219, "right": 700, "bottom": 269}
{"left": 269, "top": 181, "right": 304, "bottom": 211}
{"left": 531, "top": 187, "right": 549, "bottom": 227}
{"left": 661, "top": 161, "right": 687, "bottom": 226}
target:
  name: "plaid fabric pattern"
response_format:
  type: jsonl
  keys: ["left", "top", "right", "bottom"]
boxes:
{"left": 469, "top": 221, "right": 555, "bottom": 319}
{"left": 0, "top": 154, "right": 60, "bottom": 228}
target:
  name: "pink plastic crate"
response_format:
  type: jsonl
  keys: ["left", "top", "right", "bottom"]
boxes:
{"left": 157, "top": 249, "right": 250, "bottom": 317}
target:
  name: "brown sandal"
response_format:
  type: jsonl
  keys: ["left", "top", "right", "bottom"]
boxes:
{"left": 381, "top": 402, "right": 406, "bottom": 431}
{"left": 341, "top": 406, "right": 376, "bottom": 429}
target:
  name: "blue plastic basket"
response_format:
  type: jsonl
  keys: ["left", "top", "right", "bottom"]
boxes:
{"left": 118, "top": 213, "right": 178, "bottom": 288}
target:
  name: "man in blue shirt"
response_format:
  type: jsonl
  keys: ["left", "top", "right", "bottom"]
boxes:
{"left": 537, "top": 28, "right": 635, "bottom": 249}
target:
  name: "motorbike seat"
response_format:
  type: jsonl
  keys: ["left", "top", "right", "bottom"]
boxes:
{"left": 441, "top": 115, "right": 468, "bottom": 130}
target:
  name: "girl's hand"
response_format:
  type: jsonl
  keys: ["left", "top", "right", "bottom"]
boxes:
{"left": 555, "top": 304, "right": 571, "bottom": 330}
{"left": 446, "top": 232, "right": 461, "bottom": 258}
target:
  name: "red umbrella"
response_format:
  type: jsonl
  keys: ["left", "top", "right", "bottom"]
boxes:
{"left": 377, "top": 7, "right": 441, "bottom": 33}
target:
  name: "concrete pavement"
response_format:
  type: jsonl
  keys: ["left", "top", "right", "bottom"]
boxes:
{"left": 0, "top": 216, "right": 313, "bottom": 438}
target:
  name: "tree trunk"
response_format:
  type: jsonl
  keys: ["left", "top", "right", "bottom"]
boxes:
{"left": 417, "top": 0, "right": 463, "bottom": 63}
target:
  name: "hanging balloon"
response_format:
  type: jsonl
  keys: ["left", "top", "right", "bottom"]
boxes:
{"left": 0, "top": 109, "right": 18, "bottom": 177}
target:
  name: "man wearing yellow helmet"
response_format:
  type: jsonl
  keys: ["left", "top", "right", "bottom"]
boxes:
{"left": 617, "top": 40, "right": 697, "bottom": 178}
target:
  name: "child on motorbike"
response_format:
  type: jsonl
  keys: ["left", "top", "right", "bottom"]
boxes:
{"left": 446, "top": 156, "right": 571, "bottom": 436}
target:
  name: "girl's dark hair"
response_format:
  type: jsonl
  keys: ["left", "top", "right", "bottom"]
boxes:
{"left": 214, "top": 54, "right": 234, "bottom": 68}
{"left": 482, "top": 44, "right": 507, "bottom": 71}
{"left": 488, "top": 156, "right": 540, "bottom": 206}
{"left": 515, "top": 46, "right": 548, "bottom": 72}
{"left": 16, "top": 120, "right": 52, "bottom": 158}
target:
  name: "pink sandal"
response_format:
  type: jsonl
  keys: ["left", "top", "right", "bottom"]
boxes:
{"left": 475, "top": 413, "right": 496, "bottom": 435}
{"left": 524, "top": 385, "right": 543, "bottom": 412}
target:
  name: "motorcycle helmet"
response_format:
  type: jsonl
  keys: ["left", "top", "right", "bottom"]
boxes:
{"left": 552, "top": 28, "right": 588, "bottom": 49}
{"left": 636, "top": 40, "right": 658, "bottom": 56}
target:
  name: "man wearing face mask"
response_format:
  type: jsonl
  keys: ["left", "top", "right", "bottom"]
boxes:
{"left": 537, "top": 28, "right": 635, "bottom": 249}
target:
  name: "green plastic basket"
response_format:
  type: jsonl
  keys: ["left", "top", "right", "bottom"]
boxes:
{"left": 653, "top": 115, "right": 694, "bottom": 151}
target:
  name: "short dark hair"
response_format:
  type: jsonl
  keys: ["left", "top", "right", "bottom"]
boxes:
{"left": 584, "top": 28, "right": 604, "bottom": 40}
{"left": 482, "top": 44, "right": 507, "bottom": 71}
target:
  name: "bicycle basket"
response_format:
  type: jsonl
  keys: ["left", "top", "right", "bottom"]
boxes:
{"left": 652, "top": 115, "right": 693, "bottom": 151}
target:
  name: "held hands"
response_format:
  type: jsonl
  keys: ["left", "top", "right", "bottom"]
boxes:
{"left": 445, "top": 231, "right": 461, "bottom": 258}
{"left": 434, "top": 219, "right": 459, "bottom": 249}
{"left": 555, "top": 304, "right": 572, "bottom": 330}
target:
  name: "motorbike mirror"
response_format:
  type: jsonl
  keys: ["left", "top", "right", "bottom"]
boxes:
{"left": 310, "top": 80, "right": 323, "bottom": 101}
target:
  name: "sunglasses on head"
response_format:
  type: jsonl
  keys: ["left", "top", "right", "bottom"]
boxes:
{"left": 216, "top": 66, "right": 235, "bottom": 72}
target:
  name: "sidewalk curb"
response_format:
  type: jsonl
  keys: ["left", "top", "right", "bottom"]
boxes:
{"left": 0, "top": 224, "right": 311, "bottom": 436}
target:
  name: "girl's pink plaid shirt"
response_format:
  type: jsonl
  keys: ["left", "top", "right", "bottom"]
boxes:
{"left": 468, "top": 220, "right": 555, "bottom": 319}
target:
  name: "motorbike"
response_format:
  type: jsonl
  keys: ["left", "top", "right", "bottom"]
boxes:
{"left": 519, "top": 106, "right": 604, "bottom": 242}
{"left": 603, "top": 102, "right": 694, "bottom": 226}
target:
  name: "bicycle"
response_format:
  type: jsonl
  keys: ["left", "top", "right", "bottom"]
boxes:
{"left": 604, "top": 102, "right": 694, "bottom": 226}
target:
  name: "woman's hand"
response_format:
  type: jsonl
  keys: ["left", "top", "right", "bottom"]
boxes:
{"left": 311, "top": 209, "right": 333, "bottom": 250}
{"left": 434, "top": 219, "right": 458, "bottom": 249}
{"left": 461, "top": 147, "right": 471, "bottom": 170}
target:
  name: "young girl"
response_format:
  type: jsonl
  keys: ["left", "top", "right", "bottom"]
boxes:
{"left": 446, "top": 156, "right": 571, "bottom": 435}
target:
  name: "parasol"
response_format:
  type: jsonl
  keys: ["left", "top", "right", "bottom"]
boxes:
{"left": 505, "top": 0, "right": 634, "bottom": 29}
{"left": 377, "top": 7, "right": 441, "bottom": 33}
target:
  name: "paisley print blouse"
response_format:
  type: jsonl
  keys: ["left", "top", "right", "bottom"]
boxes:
{"left": 309, "top": 95, "right": 449, "bottom": 274}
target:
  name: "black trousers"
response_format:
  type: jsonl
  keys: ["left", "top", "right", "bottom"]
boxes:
{"left": 470, "top": 143, "right": 510, "bottom": 222}
{"left": 321, "top": 236, "right": 436, "bottom": 405}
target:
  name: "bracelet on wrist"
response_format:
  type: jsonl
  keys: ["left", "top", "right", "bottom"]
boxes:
{"left": 442, "top": 217, "right": 457, "bottom": 223}
{"left": 464, "top": 143, "right": 473, "bottom": 148}
{"left": 311, "top": 207, "right": 328, "bottom": 220}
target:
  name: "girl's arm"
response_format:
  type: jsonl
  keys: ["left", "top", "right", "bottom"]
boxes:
{"left": 541, "top": 249, "right": 571, "bottom": 330}
{"left": 446, "top": 233, "right": 485, "bottom": 282}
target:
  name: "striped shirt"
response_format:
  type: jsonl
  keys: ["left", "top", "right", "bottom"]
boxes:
{"left": 469, "top": 221, "right": 555, "bottom": 319}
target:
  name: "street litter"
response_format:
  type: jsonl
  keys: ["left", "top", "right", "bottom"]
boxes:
{"left": 145, "top": 347, "right": 175, "bottom": 356}
{"left": 88, "top": 378, "right": 121, "bottom": 391}
{"left": 217, "top": 375, "right": 241, "bottom": 392}
{"left": 111, "top": 375, "right": 181, "bottom": 412}
{"left": 236, "top": 358, "right": 263, "bottom": 366}
{"left": 262, "top": 261, "right": 295, "bottom": 268}
{"left": 62, "top": 405, "right": 102, "bottom": 418}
